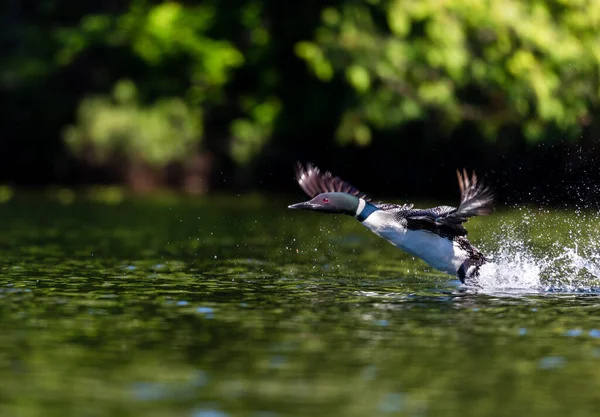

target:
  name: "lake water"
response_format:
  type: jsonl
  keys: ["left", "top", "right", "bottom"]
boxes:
{"left": 1, "top": 196, "right": 600, "bottom": 417}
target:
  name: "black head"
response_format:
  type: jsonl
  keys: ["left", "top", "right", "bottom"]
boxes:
{"left": 288, "top": 192, "right": 359, "bottom": 215}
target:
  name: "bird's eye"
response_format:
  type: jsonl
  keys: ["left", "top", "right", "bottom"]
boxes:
{"left": 322, "top": 197, "right": 329, "bottom": 203}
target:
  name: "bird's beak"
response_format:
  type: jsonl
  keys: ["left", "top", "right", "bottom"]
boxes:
{"left": 288, "top": 201, "right": 314, "bottom": 210}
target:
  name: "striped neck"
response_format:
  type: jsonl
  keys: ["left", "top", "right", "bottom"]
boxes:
{"left": 355, "top": 199, "right": 378, "bottom": 222}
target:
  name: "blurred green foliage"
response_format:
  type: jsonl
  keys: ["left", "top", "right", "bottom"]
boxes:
{"left": 64, "top": 80, "right": 201, "bottom": 168}
{"left": 2, "top": 0, "right": 600, "bottom": 189}
{"left": 230, "top": 96, "right": 282, "bottom": 164}
{"left": 298, "top": 0, "right": 600, "bottom": 145}
{"left": 54, "top": 2, "right": 245, "bottom": 97}
{"left": 51, "top": 0, "right": 278, "bottom": 166}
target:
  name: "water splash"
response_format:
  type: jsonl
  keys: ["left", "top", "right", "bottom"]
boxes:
{"left": 469, "top": 208, "right": 600, "bottom": 293}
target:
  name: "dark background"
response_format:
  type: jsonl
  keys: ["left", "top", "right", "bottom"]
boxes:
{"left": 2, "top": 0, "right": 600, "bottom": 206}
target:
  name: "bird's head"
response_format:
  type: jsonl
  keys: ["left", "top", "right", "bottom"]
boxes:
{"left": 288, "top": 192, "right": 359, "bottom": 215}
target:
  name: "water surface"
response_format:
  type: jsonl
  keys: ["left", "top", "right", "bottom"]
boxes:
{"left": 1, "top": 196, "right": 600, "bottom": 417}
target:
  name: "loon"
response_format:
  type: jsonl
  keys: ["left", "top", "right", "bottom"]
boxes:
{"left": 288, "top": 162, "right": 494, "bottom": 284}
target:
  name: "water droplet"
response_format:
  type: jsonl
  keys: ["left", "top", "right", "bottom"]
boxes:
{"left": 589, "top": 329, "right": 600, "bottom": 338}
{"left": 362, "top": 365, "right": 377, "bottom": 381}
{"left": 538, "top": 356, "right": 565, "bottom": 370}
{"left": 191, "top": 410, "right": 229, "bottom": 417}
{"left": 378, "top": 392, "right": 405, "bottom": 412}
{"left": 268, "top": 355, "right": 286, "bottom": 369}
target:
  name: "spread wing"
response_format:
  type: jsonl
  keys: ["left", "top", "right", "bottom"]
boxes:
{"left": 294, "top": 162, "right": 414, "bottom": 210}
{"left": 404, "top": 169, "right": 494, "bottom": 236}
{"left": 294, "top": 162, "right": 371, "bottom": 200}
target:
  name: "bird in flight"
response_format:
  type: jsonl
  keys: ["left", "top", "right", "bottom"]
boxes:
{"left": 288, "top": 162, "right": 494, "bottom": 283}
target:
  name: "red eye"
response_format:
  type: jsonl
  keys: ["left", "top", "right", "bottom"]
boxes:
{"left": 322, "top": 197, "right": 329, "bottom": 203}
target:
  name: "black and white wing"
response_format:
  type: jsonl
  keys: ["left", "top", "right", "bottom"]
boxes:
{"left": 294, "top": 162, "right": 414, "bottom": 210}
{"left": 296, "top": 162, "right": 413, "bottom": 212}
{"left": 294, "top": 162, "right": 371, "bottom": 199}
{"left": 404, "top": 169, "right": 494, "bottom": 236}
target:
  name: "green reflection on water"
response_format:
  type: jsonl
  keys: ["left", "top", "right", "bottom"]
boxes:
{"left": 1, "top": 197, "right": 600, "bottom": 417}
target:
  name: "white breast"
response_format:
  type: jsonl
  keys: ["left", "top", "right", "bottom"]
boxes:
{"left": 361, "top": 211, "right": 467, "bottom": 275}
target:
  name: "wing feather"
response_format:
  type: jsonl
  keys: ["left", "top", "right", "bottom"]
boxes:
{"left": 453, "top": 169, "right": 494, "bottom": 220}
{"left": 292, "top": 163, "right": 492, "bottom": 237}
{"left": 405, "top": 170, "right": 494, "bottom": 236}
{"left": 294, "top": 162, "right": 371, "bottom": 200}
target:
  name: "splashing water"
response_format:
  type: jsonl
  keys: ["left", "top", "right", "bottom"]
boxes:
{"left": 470, "top": 208, "right": 600, "bottom": 293}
